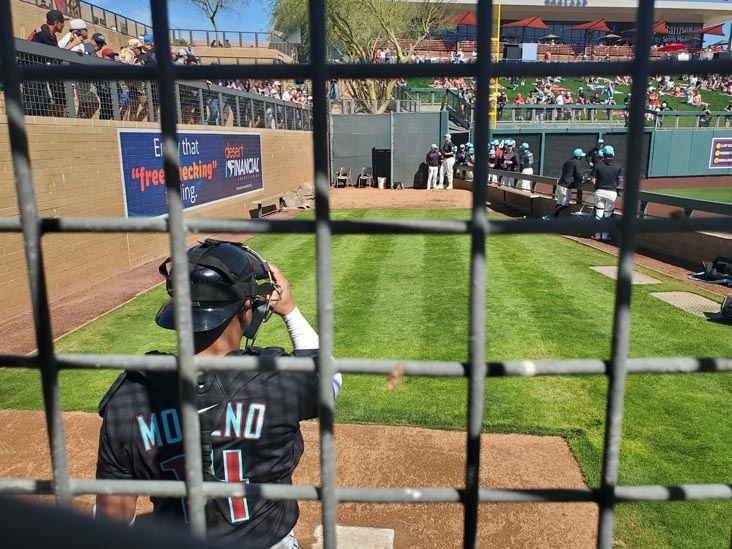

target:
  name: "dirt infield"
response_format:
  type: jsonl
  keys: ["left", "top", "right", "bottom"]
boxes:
{"left": 1, "top": 184, "right": 727, "bottom": 547}
{"left": 0, "top": 410, "right": 597, "bottom": 548}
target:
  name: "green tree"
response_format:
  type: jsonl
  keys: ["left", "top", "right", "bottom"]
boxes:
{"left": 272, "top": 0, "right": 452, "bottom": 113}
{"left": 179, "top": 0, "right": 249, "bottom": 44}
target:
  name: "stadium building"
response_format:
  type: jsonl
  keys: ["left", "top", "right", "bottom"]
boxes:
{"left": 448, "top": 0, "right": 732, "bottom": 44}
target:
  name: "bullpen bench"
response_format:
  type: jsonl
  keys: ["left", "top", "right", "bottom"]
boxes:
{"left": 252, "top": 195, "right": 285, "bottom": 219}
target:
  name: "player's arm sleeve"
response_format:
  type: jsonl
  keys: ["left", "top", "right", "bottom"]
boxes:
{"left": 284, "top": 306, "right": 319, "bottom": 350}
{"left": 284, "top": 307, "right": 342, "bottom": 398}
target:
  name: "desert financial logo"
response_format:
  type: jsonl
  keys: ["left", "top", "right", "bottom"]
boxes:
{"left": 119, "top": 130, "right": 264, "bottom": 217}
{"left": 225, "top": 144, "right": 260, "bottom": 181}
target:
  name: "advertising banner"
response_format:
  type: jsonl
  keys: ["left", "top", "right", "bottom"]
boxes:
{"left": 709, "top": 137, "right": 732, "bottom": 169}
{"left": 118, "top": 129, "right": 263, "bottom": 217}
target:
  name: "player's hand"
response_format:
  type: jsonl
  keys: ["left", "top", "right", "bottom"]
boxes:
{"left": 268, "top": 264, "right": 295, "bottom": 317}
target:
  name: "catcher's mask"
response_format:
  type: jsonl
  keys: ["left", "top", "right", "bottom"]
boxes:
{"left": 155, "top": 239, "right": 278, "bottom": 341}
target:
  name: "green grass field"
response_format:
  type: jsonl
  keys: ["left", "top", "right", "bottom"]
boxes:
{"left": 648, "top": 187, "right": 732, "bottom": 204}
{"left": 2, "top": 209, "right": 731, "bottom": 548}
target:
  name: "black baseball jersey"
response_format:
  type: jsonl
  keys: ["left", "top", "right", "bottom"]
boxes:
{"left": 518, "top": 150, "right": 534, "bottom": 171}
{"left": 501, "top": 149, "right": 517, "bottom": 171}
{"left": 96, "top": 346, "right": 319, "bottom": 546}
{"left": 558, "top": 158, "right": 583, "bottom": 189}
{"left": 426, "top": 150, "right": 440, "bottom": 167}
{"left": 587, "top": 146, "right": 603, "bottom": 167}
{"left": 593, "top": 159, "right": 623, "bottom": 191}
{"left": 441, "top": 141, "right": 454, "bottom": 157}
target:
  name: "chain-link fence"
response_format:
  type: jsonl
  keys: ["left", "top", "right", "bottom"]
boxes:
{"left": 2, "top": 1, "right": 732, "bottom": 549}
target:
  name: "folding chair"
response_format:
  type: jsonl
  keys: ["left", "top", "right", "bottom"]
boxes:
{"left": 357, "top": 167, "right": 373, "bottom": 188}
{"left": 334, "top": 167, "right": 352, "bottom": 188}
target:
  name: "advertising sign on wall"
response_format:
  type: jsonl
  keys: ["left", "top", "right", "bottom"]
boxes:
{"left": 709, "top": 137, "right": 732, "bottom": 169}
{"left": 118, "top": 129, "right": 263, "bottom": 217}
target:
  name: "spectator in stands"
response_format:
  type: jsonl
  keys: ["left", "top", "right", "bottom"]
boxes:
{"left": 385, "top": 48, "right": 391, "bottom": 63}
{"left": 85, "top": 32, "right": 105, "bottom": 56}
{"left": 58, "top": 19, "right": 89, "bottom": 51}
{"left": 497, "top": 91, "right": 507, "bottom": 120}
{"left": 38, "top": 0, "right": 49, "bottom": 8}
{"left": 225, "top": 39, "right": 232, "bottom": 48}
{"left": 329, "top": 79, "right": 338, "bottom": 101}
{"left": 96, "top": 47, "right": 118, "bottom": 120}
{"left": 26, "top": 10, "right": 80, "bottom": 117}
{"left": 122, "top": 39, "right": 150, "bottom": 121}
{"left": 512, "top": 92, "right": 524, "bottom": 121}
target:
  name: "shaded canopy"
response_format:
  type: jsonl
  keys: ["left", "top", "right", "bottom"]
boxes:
{"left": 540, "top": 33, "right": 561, "bottom": 41}
{"left": 624, "top": 21, "right": 669, "bottom": 34}
{"left": 563, "top": 19, "right": 611, "bottom": 32}
{"left": 600, "top": 33, "right": 622, "bottom": 41}
{"left": 448, "top": 11, "right": 477, "bottom": 26}
{"left": 502, "top": 15, "right": 548, "bottom": 30}
{"left": 680, "top": 23, "right": 725, "bottom": 36}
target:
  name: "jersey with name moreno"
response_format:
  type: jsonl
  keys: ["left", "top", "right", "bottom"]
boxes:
{"left": 96, "top": 346, "right": 319, "bottom": 546}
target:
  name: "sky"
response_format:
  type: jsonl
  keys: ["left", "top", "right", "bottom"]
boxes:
{"left": 89, "top": 0, "right": 273, "bottom": 33}
{"left": 88, "top": 0, "right": 730, "bottom": 46}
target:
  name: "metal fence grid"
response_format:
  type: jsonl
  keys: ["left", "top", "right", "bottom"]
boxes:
{"left": 1, "top": 0, "right": 732, "bottom": 548}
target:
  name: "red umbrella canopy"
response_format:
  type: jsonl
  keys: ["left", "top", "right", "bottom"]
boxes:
{"left": 657, "top": 43, "right": 688, "bottom": 52}
{"left": 502, "top": 15, "right": 549, "bottom": 30}
{"left": 448, "top": 11, "right": 478, "bottom": 26}
{"left": 564, "top": 19, "right": 612, "bottom": 32}
{"left": 625, "top": 21, "right": 669, "bottom": 34}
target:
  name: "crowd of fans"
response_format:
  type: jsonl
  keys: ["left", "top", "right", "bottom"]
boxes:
{"left": 22, "top": 9, "right": 314, "bottom": 124}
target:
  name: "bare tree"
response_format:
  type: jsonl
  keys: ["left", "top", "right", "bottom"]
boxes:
{"left": 273, "top": 0, "right": 452, "bottom": 113}
{"left": 180, "top": 0, "right": 250, "bottom": 44}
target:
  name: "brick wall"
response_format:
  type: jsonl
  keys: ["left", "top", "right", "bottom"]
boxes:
{"left": 0, "top": 115, "right": 314, "bottom": 319}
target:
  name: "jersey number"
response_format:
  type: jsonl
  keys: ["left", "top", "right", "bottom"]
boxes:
{"left": 160, "top": 451, "right": 250, "bottom": 523}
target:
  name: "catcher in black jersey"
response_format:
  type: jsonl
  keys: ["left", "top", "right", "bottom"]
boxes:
{"left": 95, "top": 239, "right": 342, "bottom": 548}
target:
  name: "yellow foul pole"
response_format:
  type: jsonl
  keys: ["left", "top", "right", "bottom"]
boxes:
{"left": 489, "top": 1, "right": 501, "bottom": 129}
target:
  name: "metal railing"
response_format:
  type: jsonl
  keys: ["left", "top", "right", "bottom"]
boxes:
{"left": 445, "top": 88, "right": 728, "bottom": 129}
{"left": 169, "top": 29, "right": 298, "bottom": 59}
{"left": 2, "top": 2, "right": 732, "bottom": 549}
{"left": 20, "top": 0, "right": 297, "bottom": 58}
{"left": 20, "top": 0, "right": 153, "bottom": 39}
{"left": 6, "top": 38, "right": 311, "bottom": 129}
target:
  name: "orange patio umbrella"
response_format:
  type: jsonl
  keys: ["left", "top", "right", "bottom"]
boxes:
{"left": 448, "top": 11, "right": 478, "bottom": 26}
{"left": 679, "top": 23, "right": 726, "bottom": 37}
{"left": 563, "top": 19, "right": 612, "bottom": 33}
{"left": 502, "top": 15, "right": 549, "bottom": 42}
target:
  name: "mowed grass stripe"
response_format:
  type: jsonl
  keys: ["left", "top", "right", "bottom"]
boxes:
{"left": 2, "top": 208, "right": 732, "bottom": 548}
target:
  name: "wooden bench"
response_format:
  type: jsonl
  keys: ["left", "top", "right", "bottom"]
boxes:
{"left": 252, "top": 195, "right": 285, "bottom": 219}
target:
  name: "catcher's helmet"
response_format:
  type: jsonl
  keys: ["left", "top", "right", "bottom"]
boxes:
{"left": 155, "top": 239, "right": 275, "bottom": 337}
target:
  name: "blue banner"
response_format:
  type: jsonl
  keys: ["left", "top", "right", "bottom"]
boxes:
{"left": 709, "top": 137, "right": 732, "bottom": 170}
{"left": 119, "top": 129, "right": 264, "bottom": 217}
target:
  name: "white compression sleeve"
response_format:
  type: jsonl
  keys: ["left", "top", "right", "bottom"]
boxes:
{"left": 283, "top": 307, "right": 342, "bottom": 397}
{"left": 283, "top": 307, "right": 319, "bottom": 350}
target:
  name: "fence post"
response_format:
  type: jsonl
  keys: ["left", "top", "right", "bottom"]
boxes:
{"left": 64, "top": 80, "right": 76, "bottom": 118}
{"left": 111, "top": 81, "right": 120, "bottom": 121}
